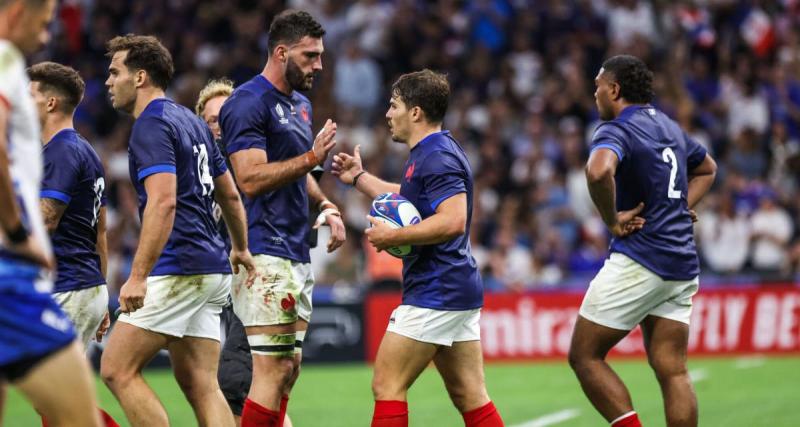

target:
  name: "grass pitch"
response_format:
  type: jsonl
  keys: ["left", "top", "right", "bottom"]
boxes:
{"left": 5, "top": 356, "right": 799, "bottom": 426}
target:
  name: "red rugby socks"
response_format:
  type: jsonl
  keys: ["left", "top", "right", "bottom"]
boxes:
{"left": 371, "top": 400, "right": 409, "bottom": 427}
{"left": 462, "top": 401, "right": 504, "bottom": 427}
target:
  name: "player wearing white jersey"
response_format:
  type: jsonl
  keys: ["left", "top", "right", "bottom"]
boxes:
{"left": 0, "top": 1, "right": 102, "bottom": 426}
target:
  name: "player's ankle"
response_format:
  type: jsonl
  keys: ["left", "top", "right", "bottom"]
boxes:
{"left": 611, "top": 411, "right": 642, "bottom": 427}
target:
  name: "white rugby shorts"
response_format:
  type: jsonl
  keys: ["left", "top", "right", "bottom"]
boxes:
{"left": 579, "top": 253, "right": 699, "bottom": 330}
{"left": 52, "top": 284, "right": 108, "bottom": 350}
{"left": 118, "top": 274, "right": 230, "bottom": 340}
{"left": 387, "top": 304, "right": 481, "bottom": 346}
{"left": 231, "top": 254, "right": 314, "bottom": 327}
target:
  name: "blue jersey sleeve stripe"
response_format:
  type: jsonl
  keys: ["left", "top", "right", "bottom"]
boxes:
{"left": 137, "top": 164, "right": 176, "bottom": 181}
{"left": 591, "top": 143, "right": 624, "bottom": 162}
{"left": 430, "top": 191, "right": 465, "bottom": 211}
{"left": 40, "top": 190, "right": 71, "bottom": 204}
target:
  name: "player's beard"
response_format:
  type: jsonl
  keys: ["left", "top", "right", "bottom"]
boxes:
{"left": 286, "top": 58, "right": 313, "bottom": 91}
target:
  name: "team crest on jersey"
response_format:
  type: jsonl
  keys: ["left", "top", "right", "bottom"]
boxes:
{"left": 405, "top": 161, "right": 415, "bottom": 182}
{"left": 300, "top": 106, "right": 309, "bottom": 123}
{"left": 275, "top": 103, "right": 289, "bottom": 124}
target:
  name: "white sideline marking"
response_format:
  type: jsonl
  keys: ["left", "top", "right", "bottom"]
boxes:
{"left": 510, "top": 408, "right": 581, "bottom": 427}
{"left": 689, "top": 368, "right": 708, "bottom": 383}
{"left": 734, "top": 356, "right": 766, "bottom": 369}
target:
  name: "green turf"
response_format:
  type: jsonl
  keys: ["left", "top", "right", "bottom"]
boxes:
{"left": 4, "top": 356, "right": 799, "bottom": 426}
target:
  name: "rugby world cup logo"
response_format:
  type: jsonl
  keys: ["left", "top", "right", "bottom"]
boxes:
{"left": 276, "top": 103, "right": 289, "bottom": 124}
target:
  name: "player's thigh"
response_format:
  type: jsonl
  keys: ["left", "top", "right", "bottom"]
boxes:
{"left": 168, "top": 336, "right": 222, "bottom": 396}
{"left": 246, "top": 324, "right": 297, "bottom": 384}
{"left": 641, "top": 315, "right": 690, "bottom": 378}
{"left": 231, "top": 254, "right": 304, "bottom": 328}
{"left": 101, "top": 321, "right": 169, "bottom": 376}
{"left": 53, "top": 284, "right": 108, "bottom": 350}
{"left": 433, "top": 340, "right": 490, "bottom": 409}
{"left": 16, "top": 341, "right": 100, "bottom": 426}
{"left": 184, "top": 274, "right": 230, "bottom": 341}
{"left": 569, "top": 315, "right": 630, "bottom": 363}
{"left": 372, "top": 331, "right": 438, "bottom": 396}
{"left": 578, "top": 253, "right": 669, "bottom": 331}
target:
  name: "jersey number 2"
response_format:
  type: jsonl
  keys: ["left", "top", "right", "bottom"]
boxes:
{"left": 661, "top": 147, "right": 681, "bottom": 199}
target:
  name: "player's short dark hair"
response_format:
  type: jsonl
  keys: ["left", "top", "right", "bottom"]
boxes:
{"left": 602, "top": 55, "right": 654, "bottom": 104}
{"left": 391, "top": 69, "right": 450, "bottom": 124}
{"left": 27, "top": 61, "right": 85, "bottom": 113}
{"left": 106, "top": 34, "right": 174, "bottom": 90}
{"left": 267, "top": 10, "right": 326, "bottom": 55}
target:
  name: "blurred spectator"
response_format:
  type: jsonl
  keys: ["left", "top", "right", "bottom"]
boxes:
{"left": 749, "top": 192, "right": 793, "bottom": 273}
{"left": 698, "top": 194, "right": 750, "bottom": 274}
{"left": 333, "top": 39, "right": 381, "bottom": 123}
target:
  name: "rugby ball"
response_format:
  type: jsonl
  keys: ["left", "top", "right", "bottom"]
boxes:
{"left": 369, "top": 193, "right": 422, "bottom": 258}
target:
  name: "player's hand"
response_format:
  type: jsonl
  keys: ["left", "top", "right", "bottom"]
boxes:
{"left": 316, "top": 211, "right": 346, "bottom": 253}
{"left": 331, "top": 144, "right": 364, "bottom": 185}
{"left": 118, "top": 277, "right": 147, "bottom": 313}
{"left": 312, "top": 119, "right": 337, "bottom": 164}
{"left": 7, "top": 235, "right": 54, "bottom": 270}
{"left": 230, "top": 248, "right": 258, "bottom": 288}
{"left": 95, "top": 311, "right": 110, "bottom": 342}
{"left": 689, "top": 209, "right": 698, "bottom": 223}
{"left": 365, "top": 215, "right": 396, "bottom": 252}
{"left": 610, "top": 202, "right": 646, "bottom": 238}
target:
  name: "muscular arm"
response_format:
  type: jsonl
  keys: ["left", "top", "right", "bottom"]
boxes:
{"left": 229, "top": 148, "right": 318, "bottom": 198}
{"left": 40, "top": 198, "right": 67, "bottom": 234}
{"left": 687, "top": 154, "right": 717, "bottom": 209}
{"left": 129, "top": 173, "right": 176, "bottom": 281}
{"left": 353, "top": 172, "right": 401, "bottom": 200}
{"left": 97, "top": 206, "right": 108, "bottom": 278}
{"left": 213, "top": 171, "right": 248, "bottom": 251}
{"left": 381, "top": 193, "right": 467, "bottom": 246}
{"left": 0, "top": 102, "right": 24, "bottom": 234}
{"left": 585, "top": 148, "right": 620, "bottom": 229}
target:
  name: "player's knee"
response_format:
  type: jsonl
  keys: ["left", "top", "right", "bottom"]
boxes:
{"left": 99, "top": 359, "right": 134, "bottom": 390}
{"left": 371, "top": 373, "right": 406, "bottom": 401}
{"left": 446, "top": 383, "right": 486, "bottom": 413}
{"left": 648, "top": 356, "right": 687, "bottom": 382}
{"left": 567, "top": 346, "right": 587, "bottom": 372}
{"left": 252, "top": 354, "right": 295, "bottom": 388}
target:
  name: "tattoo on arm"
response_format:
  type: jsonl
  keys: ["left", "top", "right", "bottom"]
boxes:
{"left": 40, "top": 198, "right": 67, "bottom": 234}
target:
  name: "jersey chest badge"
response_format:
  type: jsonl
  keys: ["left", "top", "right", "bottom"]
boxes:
{"left": 300, "top": 106, "right": 309, "bottom": 123}
{"left": 405, "top": 161, "right": 416, "bottom": 182}
{"left": 275, "top": 103, "right": 289, "bottom": 125}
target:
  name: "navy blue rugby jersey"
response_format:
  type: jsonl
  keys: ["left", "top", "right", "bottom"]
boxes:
{"left": 399, "top": 131, "right": 483, "bottom": 310}
{"left": 590, "top": 105, "right": 708, "bottom": 280}
{"left": 128, "top": 98, "right": 231, "bottom": 276}
{"left": 220, "top": 75, "right": 314, "bottom": 263}
{"left": 41, "top": 129, "right": 106, "bottom": 292}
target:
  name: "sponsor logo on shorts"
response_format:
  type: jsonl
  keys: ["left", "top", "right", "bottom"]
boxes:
{"left": 389, "top": 316, "right": 395, "bottom": 324}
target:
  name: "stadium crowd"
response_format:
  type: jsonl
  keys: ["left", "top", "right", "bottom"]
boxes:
{"left": 36, "top": 0, "right": 800, "bottom": 294}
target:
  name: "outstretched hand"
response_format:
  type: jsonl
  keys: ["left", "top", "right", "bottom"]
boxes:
{"left": 331, "top": 145, "right": 364, "bottom": 185}
{"left": 312, "top": 119, "right": 337, "bottom": 164}
{"left": 610, "top": 202, "right": 646, "bottom": 238}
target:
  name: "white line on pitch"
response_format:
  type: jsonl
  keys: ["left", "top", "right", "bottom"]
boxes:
{"left": 689, "top": 368, "right": 708, "bottom": 383}
{"left": 510, "top": 408, "right": 581, "bottom": 427}
{"left": 734, "top": 356, "right": 766, "bottom": 369}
